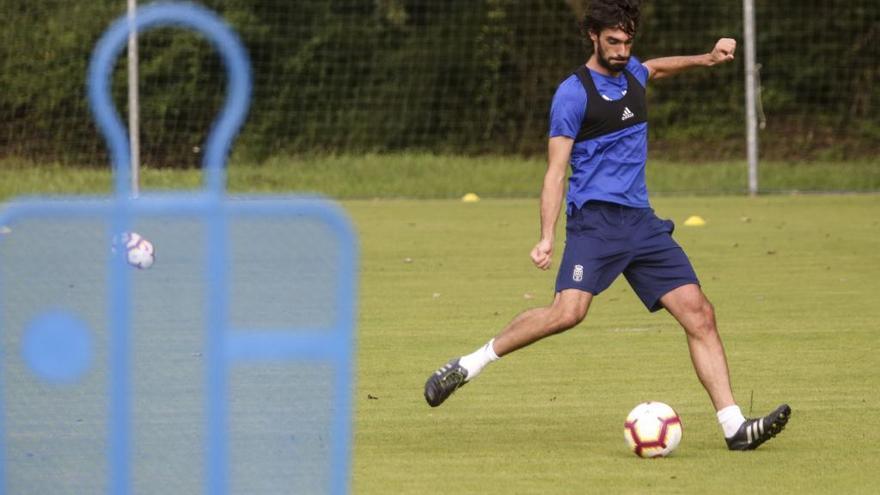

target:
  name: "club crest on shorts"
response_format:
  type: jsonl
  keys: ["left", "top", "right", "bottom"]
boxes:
{"left": 573, "top": 264, "right": 584, "bottom": 282}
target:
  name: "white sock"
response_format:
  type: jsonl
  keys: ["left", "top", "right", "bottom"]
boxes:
{"left": 717, "top": 405, "right": 747, "bottom": 438}
{"left": 458, "top": 338, "right": 500, "bottom": 381}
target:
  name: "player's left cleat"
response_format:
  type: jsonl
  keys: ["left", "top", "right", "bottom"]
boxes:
{"left": 726, "top": 404, "right": 791, "bottom": 451}
{"left": 424, "top": 358, "right": 468, "bottom": 407}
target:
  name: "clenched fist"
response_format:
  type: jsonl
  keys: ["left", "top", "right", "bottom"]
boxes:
{"left": 530, "top": 239, "right": 553, "bottom": 270}
{"left": 710, "top": 38, "right": 737, "bottom": 65}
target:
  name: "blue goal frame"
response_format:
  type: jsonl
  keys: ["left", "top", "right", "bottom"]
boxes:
{"left": 0, "top": 3, "right": 357, "bottom": 494}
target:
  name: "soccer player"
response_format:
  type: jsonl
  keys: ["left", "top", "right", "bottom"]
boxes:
{"left": 424, "top": 0, "right": 790, "bottom": 451}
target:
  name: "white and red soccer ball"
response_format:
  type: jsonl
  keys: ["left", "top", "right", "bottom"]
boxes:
{"left": 624, "top": 401, "right": 682, "bottom": 458}
{"left": 114, "top": 232, "right": 155, "bottom": 269}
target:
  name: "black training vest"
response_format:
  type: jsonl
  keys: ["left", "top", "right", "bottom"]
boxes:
{"left": 573, "top": 65, "right": 647, "bottom": 143}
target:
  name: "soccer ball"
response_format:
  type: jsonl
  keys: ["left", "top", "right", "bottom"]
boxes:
{"left": 624, "top": 401, "right": 682, "bottom": 458}
{"left": 115, "top": 232, "right": 155, "bottom": 269}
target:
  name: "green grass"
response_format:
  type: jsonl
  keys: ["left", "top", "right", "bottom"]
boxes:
{"left": 1, "top": 154, "right": 878, "bottom": 201}
{"left": 2, "top": 158, "right": 879, "bottom": 492}
{"left": 348, "top": 195, "right": 880, "bottom": 494}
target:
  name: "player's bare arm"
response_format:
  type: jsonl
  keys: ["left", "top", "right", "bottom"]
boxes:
{"left": 644, "top": 38, "right": 737, "bottom": 80}
{"left": 530, "top": 136, "right": 573, "bottom": 270}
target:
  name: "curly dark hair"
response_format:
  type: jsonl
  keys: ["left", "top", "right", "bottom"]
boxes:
{"left": 583, "top": 0, "right": 642, "bottom": 38}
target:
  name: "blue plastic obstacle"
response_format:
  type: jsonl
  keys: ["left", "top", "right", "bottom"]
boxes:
{"left": 0, "top": 3, "right": 357, "bottom": 494}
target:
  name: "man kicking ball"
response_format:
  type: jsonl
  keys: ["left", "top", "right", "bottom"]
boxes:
{"left": 424, "top": 0, "right": 789, "bottom": 451}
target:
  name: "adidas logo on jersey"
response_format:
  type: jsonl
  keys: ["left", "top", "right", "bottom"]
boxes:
{"left": 621, "top": 107, "right": 635, "bottom": 121}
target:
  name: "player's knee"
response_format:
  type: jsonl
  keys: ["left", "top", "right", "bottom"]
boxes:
{"left": 687, "top": 298, "right": 717, "bottom": 338}
{"left": 552, "top": 305, "right": 587, "bottom": 332}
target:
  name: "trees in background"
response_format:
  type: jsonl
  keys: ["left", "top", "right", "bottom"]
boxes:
{"left": 1, "top": 0, "right": 876, "bottom": 165}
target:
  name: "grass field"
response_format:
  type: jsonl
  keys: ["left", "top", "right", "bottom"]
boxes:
{"left": 2, "top": 155, "right": 879, "bottom": 200}
{"left": 348, "top": 195, "right": 879, "bottom": 494}
{"left": 1, "top": 159, "right": 879, "bottom": 492}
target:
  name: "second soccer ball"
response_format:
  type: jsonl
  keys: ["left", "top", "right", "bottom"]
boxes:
{"left": 115, "top": 232, "right": 155, "bottom": 270}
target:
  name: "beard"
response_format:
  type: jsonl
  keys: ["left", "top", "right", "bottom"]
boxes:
{"left": 597, "top": 45, "right": 629, "bottom": 72}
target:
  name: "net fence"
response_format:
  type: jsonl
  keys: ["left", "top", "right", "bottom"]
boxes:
{"left": 1, "top": 0, "right": 877, "bottom": 166}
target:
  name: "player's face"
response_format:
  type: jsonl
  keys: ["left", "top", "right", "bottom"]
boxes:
{"left": 591, "top": 27, "right": 634, "bottom": 72}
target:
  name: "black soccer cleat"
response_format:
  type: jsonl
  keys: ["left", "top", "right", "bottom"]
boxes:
{"left": 424, "top": 358, "right": 468, "bottom": 407}
{"left": 726, "top": 404, "right": 791, "bottom": 450}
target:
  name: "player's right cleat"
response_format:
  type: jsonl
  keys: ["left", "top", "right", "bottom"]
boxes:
{"left": 424, "top": 358, "right": 468, "bottom": 407}
{"left": 726, "top": 404, "right": 791, "bottom": 450}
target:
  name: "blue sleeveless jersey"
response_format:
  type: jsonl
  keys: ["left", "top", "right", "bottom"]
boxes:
{"left": 549, "top": 57, "right": 650, "bottom": 211}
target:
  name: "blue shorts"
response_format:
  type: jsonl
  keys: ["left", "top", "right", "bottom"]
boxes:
{"left": 555, "top": 201, "right": 699, "bottom": 312}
